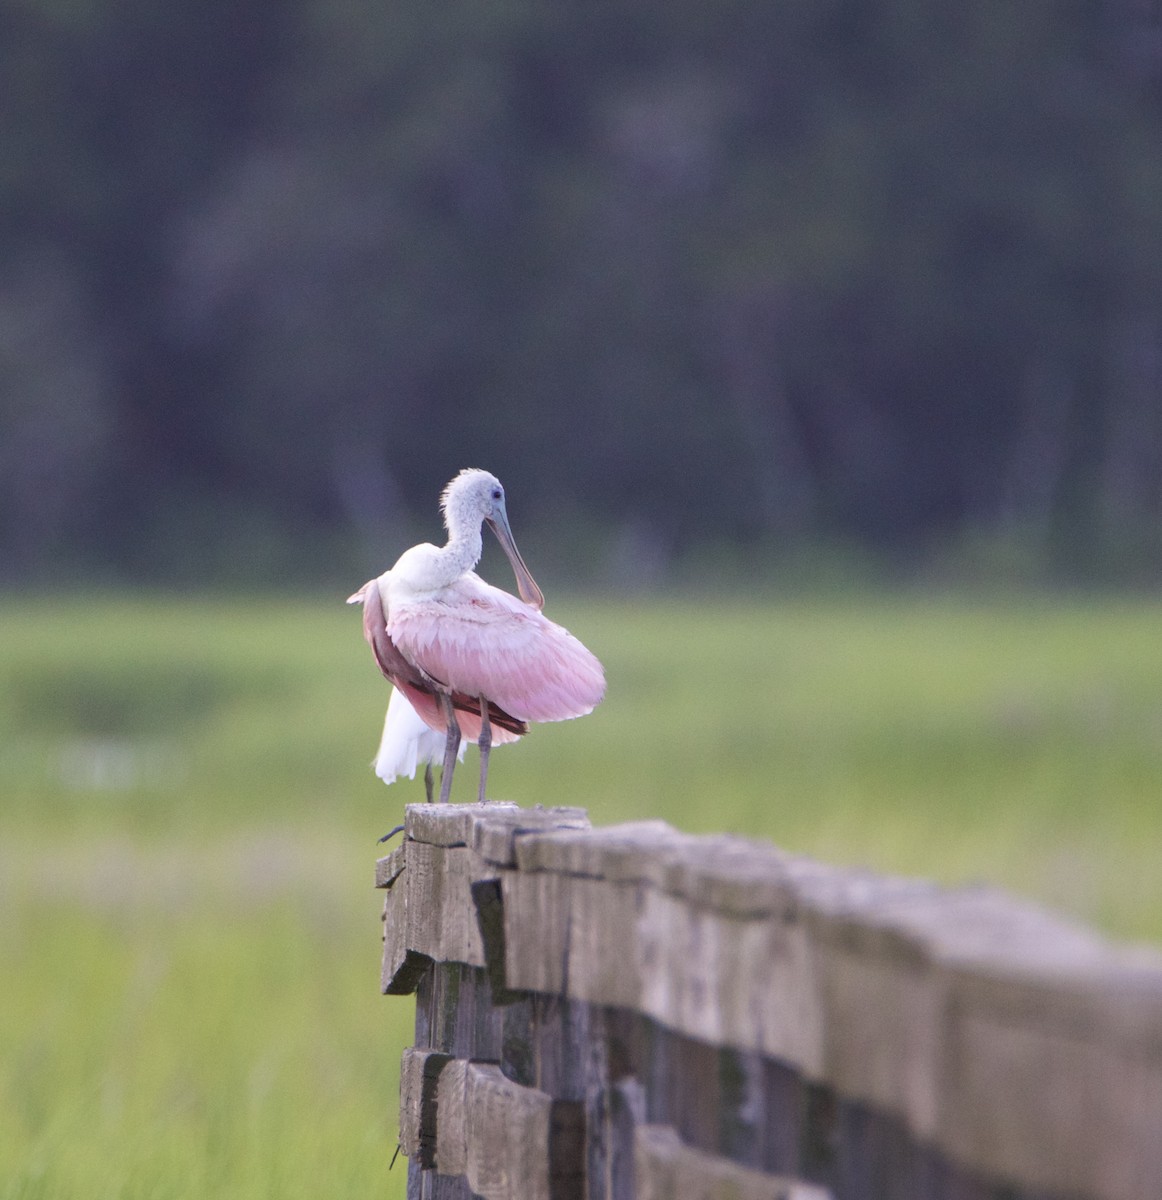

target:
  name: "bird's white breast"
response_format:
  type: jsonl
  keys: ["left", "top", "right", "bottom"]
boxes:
{"left": 386, "top": 543, "right": 450, "bottom": 605}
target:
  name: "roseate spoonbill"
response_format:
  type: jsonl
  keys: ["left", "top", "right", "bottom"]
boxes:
{"left": 348, "top": 469, "right": 605, "bottom": 804}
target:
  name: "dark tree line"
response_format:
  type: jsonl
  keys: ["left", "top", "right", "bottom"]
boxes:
{"left": 4, "top": 0, "right": 1162, "bottom": 585}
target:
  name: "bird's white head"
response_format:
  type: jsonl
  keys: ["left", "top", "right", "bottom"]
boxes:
{"left": 440, "top": 469, "right": 507, "bottom": 533}
{"left": 440, "top": 469, "right": 545, "bottom": 611}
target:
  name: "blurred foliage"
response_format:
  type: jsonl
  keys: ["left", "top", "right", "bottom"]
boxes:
{"left": 4, "top": 0, "right": 1162, "bottom": 583}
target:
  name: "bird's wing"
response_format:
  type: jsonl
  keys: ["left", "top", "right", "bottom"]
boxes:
{"left": 354, "top": 575, "right": 528, "bottom": 740}
{"left": 357, "top": 577, "right": 429, "bottom": 687}
{"left": 388, "top": 574, "right": 605, "bottom": 723}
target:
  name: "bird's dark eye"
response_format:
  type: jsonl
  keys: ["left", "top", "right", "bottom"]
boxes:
{"left": 491, "top": 488, "right": 502, "bottom": 500}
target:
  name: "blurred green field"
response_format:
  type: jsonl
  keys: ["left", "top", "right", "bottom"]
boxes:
{"left": 4, "top": 591, "right": 1162, "bottom": 1197}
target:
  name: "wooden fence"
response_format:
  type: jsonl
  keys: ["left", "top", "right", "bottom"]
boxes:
{"left": 376, "top": 803, "right": 1162, "bottom": 1200}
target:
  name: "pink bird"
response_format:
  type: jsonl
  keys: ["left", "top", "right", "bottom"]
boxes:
{"left": 348, "top": 469, "right": 605, "bottom": 804}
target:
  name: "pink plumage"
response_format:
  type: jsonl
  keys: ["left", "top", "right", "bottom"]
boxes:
{"left": 388, "top": 575, "right": 605, "bottom": 725}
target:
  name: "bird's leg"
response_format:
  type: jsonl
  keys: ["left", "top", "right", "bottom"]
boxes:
{"left": 439, "top": 693, "right": 461, "bottom": 805}
{"left": 477, "top": 697, "right": 492, "bottom": 804}
{"left": 423, "top": 763, "right": 434, "bottom": 804}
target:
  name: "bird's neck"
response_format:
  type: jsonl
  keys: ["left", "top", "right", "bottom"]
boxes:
{"left": 434, "top": 524, "right": 483, "bottom": 584}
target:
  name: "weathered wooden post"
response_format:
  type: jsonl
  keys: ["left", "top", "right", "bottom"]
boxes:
{"left": 379, "top": 802, "right": 1162, "bottom": 1200}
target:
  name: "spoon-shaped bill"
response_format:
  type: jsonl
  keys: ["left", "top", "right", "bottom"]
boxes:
{"left": 486, "top": 511, "right": 545, "bottom": 612}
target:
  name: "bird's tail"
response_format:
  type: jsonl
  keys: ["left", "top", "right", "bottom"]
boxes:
{"left": 374, "top": 687, "right": 464, "bottom": 785}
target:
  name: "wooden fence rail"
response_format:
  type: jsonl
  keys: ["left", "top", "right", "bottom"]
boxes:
{"left": 376, "top": 803, "right": 1162, "bottom": 1200}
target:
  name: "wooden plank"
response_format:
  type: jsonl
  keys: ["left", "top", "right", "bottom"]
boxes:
{"left": 939, "top": 964, "right": 1162, "bottom": 1200}
{"left": 422, "top": 963, "right": 504, "bottom": 1060}
{"left": 470, "top": 805, "right": 591, "bottom": 868}
{"left": 404, "top": 840, "right": 494, "bottom": 968}
{"left": 873, "top": 880, "right": 1119, "bottom": 975}
{"left": 413, "top": 1057, "right": 585, "bottom": 1200}
{"left": 527, "top": 993, "right": 592, "bottom": 1102}
{"left": 634, "top": 1124, "right": 831, "bottom": 1200}
{"left": 737, "top": 910, "right": 823, "bottom": 1077}
{"left": 807, "top": 868, "right": 1162, "bottom": 1196}
{"left": 594, "top": 1077, "right": 646, "bottom": 1200}
{"left": 405, "top": 802, "right": 524, "bottom": 848}
{"left": 717, "top": 1048, "right": 767, "bottom": 1167}
{"left": 516, "top": 822, "right": 860, "bottom": 922}
{"left": 636, "top": 888, "right": 825, "bottom": 1076}
{"left": 501, "top": 869, "right": 573, "bottom": 995}
{"left": 408, "top": 1161, "right": 476, "bottom": 1200}
{"left": 399, "top": 1047, "right": 452, "bottom": 1167}
{"left": 559, "top": 876, "right": 643, "bottom": 1010}
{"left": 382, "top": 867, "right": 433, "bottom": 996}
{"left": 655, "top": 835, "right": 801, "bottom": 920}
{"left": 414, "top": 962, "right": 434, "bottom": 1048}
{"left": 500, "top": 993, "right": 537, "bottom": 1087}
{"left": 665, "top": 1034, "right": 723, "bottom": 1156}
{"left": 549, "top": 1098, "right": 586, "bottom": 1200}
{"left": 757, "top": 1057, "right": 804, "bottom": 1178}
{"left": 404, "top": 802, "right": 589, "bottom": 862}
{"left": 464, "top": 964, "right": 507, "bottom": 1061}
{"left": 376, "top": 844, "right": 407, "bottom": 889}
{"left": 433, "top": 1056, "right": 470, "bottom": 1177}
{"left": 813, "top": 942, "right": 942, "bottom": 1141}
{"left": 514, "top": 821, "right": 686, "bottom": 885}
{"left": 830, "top": 1098, "right": 938, "bottom": 1200}
{"left": 637, "top": 887, "right": 727, "bottom": 1046}
{"left": 502, "top": 870, "right": 643, "bottom": 1008}
{"left": 399, "top": 1047, "right": 427, "bottom": 1158}
{"left": 797, "top": 869, "right": 1024, "bottom": 1145}
{"left": 464, "top": 1062, "right": 553, "bottom": 1200}
{"left": 470, "top": 878, "right": 521, "bottom": 1004}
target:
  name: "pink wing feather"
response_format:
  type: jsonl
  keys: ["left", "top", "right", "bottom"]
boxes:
{"left": 388, "top": 574, "right": 605, "bottom": 723}
{"left": 350, "top": 576, "right": 525, "bottom": 744}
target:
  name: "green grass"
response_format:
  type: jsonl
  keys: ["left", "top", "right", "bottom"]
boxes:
{"left": 3, "top": 590, "right": 1162, "bottom": 1195}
